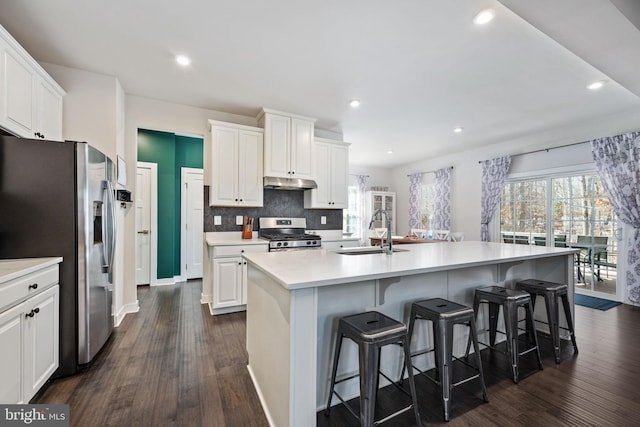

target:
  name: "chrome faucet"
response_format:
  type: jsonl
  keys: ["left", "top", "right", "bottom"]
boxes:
{"left": 369, "top": 209, "right": 393, "bottom": 254}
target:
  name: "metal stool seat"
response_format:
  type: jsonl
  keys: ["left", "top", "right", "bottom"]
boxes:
{"left": 403, "top": 298, "right": 488, "bottom": 421}
{"left": 515, "top": 279, "right": 578, "bottom": 363}
{"left": 325, "top": 311, "right": 421, "bottom": 426}
{"left": 465, "top": 286, "right": 543, "bottom": 383}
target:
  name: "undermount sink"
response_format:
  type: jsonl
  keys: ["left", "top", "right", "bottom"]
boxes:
{"left": 335, "top": 247, "right": 409, "bottom": 255}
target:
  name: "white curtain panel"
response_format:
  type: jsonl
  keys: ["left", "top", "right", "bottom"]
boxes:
{"left": 408, "top": 172, "right": 423, "bottom": 231}
{"left": 591, "top": 131, "right": 640, "bottom": 303}
{"left": 356, "top": 175, "right": 369, "bottom": 246}
{"left": 480, "top": 156, "right": 511, "bottom": 242}
{"left": 433, "top": 167, "right": 451, "bottom": 230}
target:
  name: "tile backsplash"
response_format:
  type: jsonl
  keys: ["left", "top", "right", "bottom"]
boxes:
{"left": 204, "top": 187, "right": 343, "bottom": 231}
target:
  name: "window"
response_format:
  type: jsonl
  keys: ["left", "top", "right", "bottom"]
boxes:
{"left": 419, "top": 182, "right": 436, "bottom": 229}
{"left": 343, "top": 185, "right": 359, "bottom": 235}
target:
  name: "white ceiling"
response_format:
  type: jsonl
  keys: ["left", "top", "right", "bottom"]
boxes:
{"left": 1, "top": 0, "right": 640, "bottom": 167}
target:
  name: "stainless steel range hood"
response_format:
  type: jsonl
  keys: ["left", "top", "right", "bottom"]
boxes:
{"left": 263, "top": 176, "right": 318, "bottom": 190}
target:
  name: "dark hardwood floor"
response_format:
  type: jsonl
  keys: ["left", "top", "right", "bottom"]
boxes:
{"left": 36, "top": 281, "right": 269, "bottom": 427}
{"left": 37, "top": 281, "right": 640, "bottom": 426}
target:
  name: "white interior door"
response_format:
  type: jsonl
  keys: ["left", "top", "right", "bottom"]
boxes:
{"left": 135, "top": 163, "right": 154, "bottom": 285}
{"left": 182, "top": 168, "right": 204, "bottom": 279}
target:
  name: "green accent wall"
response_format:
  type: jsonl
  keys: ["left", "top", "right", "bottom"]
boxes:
{"left": 138, "top": 129, "right": 203, "bottom": 280}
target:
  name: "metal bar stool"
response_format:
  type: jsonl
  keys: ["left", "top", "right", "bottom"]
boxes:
{"left": 402, "top": 298, "right": 488, "bottom": 422}
{"left": 515, "top": 279, "right": 578, "bottom": 363}
{"left": 325, "top": 311, "right": 421, "bottom": 427}
{"left": 465, "top": 286, "right": 543, "bottom": 383}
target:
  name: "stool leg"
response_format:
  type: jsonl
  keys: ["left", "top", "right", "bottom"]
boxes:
{"left": 401, "top": 334, "right": 421, "bottom": 426}
{"left": 400, "top": 306, "right": 418, "bottom": 382}
{"left": 325, "top": 327, "right": 344, "bottom": 416}
{"left": 561, "top": 294, "right": 578, "bottom": 354}
{"left": 436, "top": 319, "right": 454, "bottom": 422}
{"left": 432, "top": 319, "right": 440, "bottom": 382}
{"left": 468, "top": 318, "right": 489, "bottom": 402}
{"left": 544, "top": 291, "right": 561, "bottom": 364}
{"left": 465, "top": 293, "right": 481, "bottom": 359}
{"left": 488, "top": 302, "right": 500, "bottom": 346}
{"left": 526, "top": 302, "right": 544, "bottom": 371}
{"left": 503, "top": 301, "right": 519, "bottom": 383}
{"left": 526, "top": 294, "right": 537, "bottom": 344}
{"left": 359, "top": 342, "right": 380, "bottom": 427}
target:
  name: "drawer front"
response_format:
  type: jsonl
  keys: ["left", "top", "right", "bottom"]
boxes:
{"left": 0, "top": 265, "right": 59, "bottom": 312}
{"left": 213, "top": 244, "right": 268, "bottom": 258}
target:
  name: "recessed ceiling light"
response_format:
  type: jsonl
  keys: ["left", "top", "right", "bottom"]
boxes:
{"left": 453, "top": 126, "right": 464, "bottom": 133}
{"left": 349, "top": 99, "right": 361, "bottom": 108}
{"left": 587, "top": 80, "right": 608, "bottom": 90}
{"left": 473, "top": 9, "right": 495, "bottom": 25}
{"left": 387, "top": 150, "right": 393, "bottom": 155}
{"left": 175, "top": 55, "right": 191, "bottom": 66}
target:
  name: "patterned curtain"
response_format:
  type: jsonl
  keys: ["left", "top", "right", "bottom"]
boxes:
{"left": 355, "top": 175, "right": 369, "bottom": 246}
{"left": 480, "top": 156, "right": 511, "bottom": 242}
{"left": 432, "top": 167, "right": 451, "bottom": 230}
{"left": 408, "top": 172, "right": 423, "bottom": 230}
{"left": 591, "top": 132, "right": 640, "bottom": 303}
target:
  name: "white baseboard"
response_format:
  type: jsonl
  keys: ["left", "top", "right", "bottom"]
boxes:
{"left": 208, "top": 303, "right": 246, "bottom": 316}
{"left": 200, "top": 293, "right": 211, "bottom": 305}
{"left": 114, "top": 300, "right": 140, "bottom": 327}
{"left": 247, "top": 364, "right": 276, "bottom": 427}
{"left": 153, "top": 277, "right": 176, "bottom": 286}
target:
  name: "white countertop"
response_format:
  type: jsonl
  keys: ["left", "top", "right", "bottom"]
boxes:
{"left": 205, "top": 232, "right": 268, "bottom": 247}
{"left": 0, "top": 257, "right": 63, "bottom": 283}
{"left": 205, "top": 230, "right": 357, "bottom": 246}
{"left": 243, "top": 241, "right": 578, "bottom": 290}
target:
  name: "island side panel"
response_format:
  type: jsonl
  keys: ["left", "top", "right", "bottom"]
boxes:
{"left": 246, "top": 264, "right": 318, "bottom": 427}
{"left": 246, "top": 266, "right": 292, "bottom": 427}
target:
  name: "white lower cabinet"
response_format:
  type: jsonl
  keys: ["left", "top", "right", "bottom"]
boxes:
{"left": 23, "top": 285, "right": 59, "bottom": 402}
{"left": 211, "top": 243, "right": 267, "bottom": 314}
{"left": 0, "top": 274, "right": 59, "bottom": 404}
{"left": 0, "top": 302, "right": 25, "bottom": 403}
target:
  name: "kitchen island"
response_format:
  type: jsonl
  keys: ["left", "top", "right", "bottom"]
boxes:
{"left": 243, "top": 241, "right": 577, "bottom": 427}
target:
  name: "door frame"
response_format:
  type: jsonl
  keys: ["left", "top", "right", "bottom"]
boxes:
{"left": 180, "top": 167, "right": 204, "bottom": 280}
{"left": 136, "top": 161, "right": 158, "bottom": 286}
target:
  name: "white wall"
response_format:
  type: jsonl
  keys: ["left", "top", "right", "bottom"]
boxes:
{"left": 42, "top": 63, "right": 118, "bottom": 161}
{"left": 348, "top": 165, "right": 394, "bottom": 191}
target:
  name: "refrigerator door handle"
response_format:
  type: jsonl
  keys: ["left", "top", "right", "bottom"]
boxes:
{"left": 105, "top": 180, "right": 117, "bottom": 274}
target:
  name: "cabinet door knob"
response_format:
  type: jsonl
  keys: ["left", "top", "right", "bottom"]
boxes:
{"left": 26, "top": 307, "right": 40, "bottom": 318}
{"left": 29, "top": 283, "right": 38, "bottom": 290}
{"left": 240, "top": 250, "right": 244, "bottom": 253}
{"left": 243, "top": 261, "right": 247, "bottom": 265}
{"left": 238, "top": 262, "right": 242, "bottom": 265}
{"left": 239, "top": 199, "right": 243, "bottom": 202}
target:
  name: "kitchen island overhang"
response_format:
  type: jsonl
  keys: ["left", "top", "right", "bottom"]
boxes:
{"left": 243, "top": 241, "right": 578, "bottom": 427}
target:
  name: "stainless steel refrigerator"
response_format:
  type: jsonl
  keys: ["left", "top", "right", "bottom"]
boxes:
{"left": 0, "top": 135, "right": 116, "bottom": 377}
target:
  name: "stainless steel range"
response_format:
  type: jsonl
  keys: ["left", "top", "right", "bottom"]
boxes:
{"left": 259, "top": 217, "right": 321, "bottom": 251}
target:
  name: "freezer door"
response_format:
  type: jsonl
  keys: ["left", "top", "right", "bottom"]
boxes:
{"left": 77, "top": 143, "right": 115, "bottom": 365}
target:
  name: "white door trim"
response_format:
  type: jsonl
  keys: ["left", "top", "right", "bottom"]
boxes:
{"left": 180, "top": 167, "right": 204, "bottom": 280}
{"left": 136, "top": 161, "right": 158, "bottom": 286}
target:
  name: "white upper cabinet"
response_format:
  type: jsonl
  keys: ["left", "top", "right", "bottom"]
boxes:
{"left": 0, "top": 24, "right": 65, "bottom": 141}
{"left": 258, "top": 108, "right": 315, "bottom": 180}
{"left": 304, "top": 138, "right": 349, "bottom": 209}
{"left": 209, "top": 120, "right": 264, "bottom": 207}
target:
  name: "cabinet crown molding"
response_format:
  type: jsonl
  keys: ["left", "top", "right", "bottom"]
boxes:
{"left": 256, "top": 107, "right": 316, "bottom": 123}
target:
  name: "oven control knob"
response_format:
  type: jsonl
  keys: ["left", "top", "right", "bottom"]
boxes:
{"left": 276, "top": 242, "right": 282, "bottom": 247}
{"left": 283, "top": 242, "right": 288, "bottom": 247}
{"left": 306, "top": 241, "right": 311, "bottom": 245}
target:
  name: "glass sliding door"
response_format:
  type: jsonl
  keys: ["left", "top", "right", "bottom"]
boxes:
{"left": 552, "top": 175, "right": 618, "bottom": 296}
{"left": 500, "top": 180, "right": 546, "bottom": 245}
{"left": 500, "top": 174, "right": 618, "bottom": 299}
